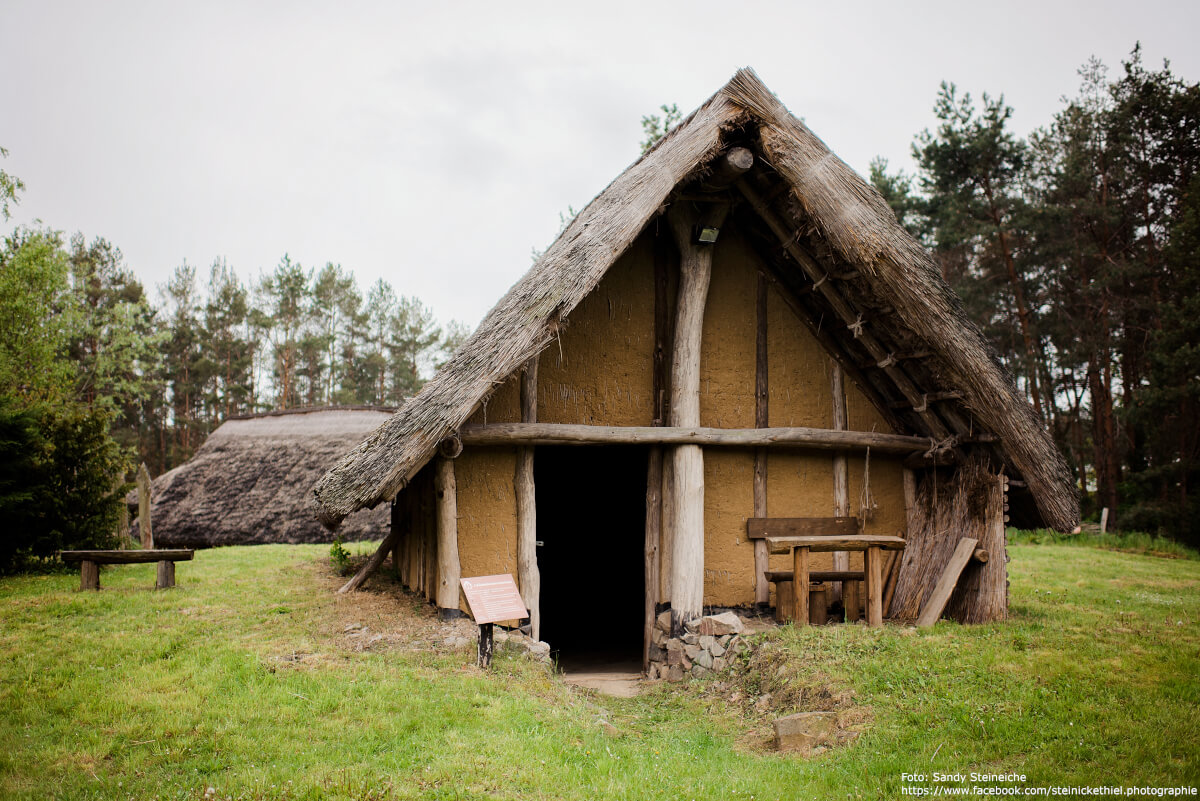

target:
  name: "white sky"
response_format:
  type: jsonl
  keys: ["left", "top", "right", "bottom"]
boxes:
{"left": 3, "top": 0, "right": 1197, "bottom": 330}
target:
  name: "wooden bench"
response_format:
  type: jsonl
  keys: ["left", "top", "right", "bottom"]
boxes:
{"left": 747, "top": 517, "right": 905, "bottom": 627}
{"left": 61, "top": 549, "right": 194, "bottom": 590}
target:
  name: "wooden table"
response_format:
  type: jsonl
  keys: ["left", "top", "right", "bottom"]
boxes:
{"left": 764, "top": 535, "right": 906, "bottom": 626}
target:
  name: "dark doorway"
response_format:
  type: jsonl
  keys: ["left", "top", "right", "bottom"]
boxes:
{"left": 535, "top": 445, "right": 646, "bottom": 668}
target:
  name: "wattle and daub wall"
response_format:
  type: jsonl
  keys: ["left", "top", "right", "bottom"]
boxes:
{"left": 444, "top": 225, "right": 906, "bottom": 613}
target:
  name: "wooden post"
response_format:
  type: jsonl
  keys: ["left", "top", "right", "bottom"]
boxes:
{"left": 753, "top": 273, "right": 770, "bottom": 609}
{"left": 865, "top": 546, "right": 883, "bottom": 626}
{"left": 137, "top": 462, "right": 153, "bottom": 549}
{"left": 435, "top": 457, "right": 461, "bottom": 618}
{"left": 775, "top": 580, "right": 795, "bottom": 622}
{"left": 917, "top": 537, "right": 979, "bottom": 628}
{"left": 80, "top": 560, "right": 99, "bottom": 590}
{"left": 515, "top": 357, "right": 540, "bottom": 640}
{"left": 644, "top": 447, "right": 662, "bottom": 672}
{"left": 155, "top": 560, "right": 175, "bottom": 589}
{"left": 1100, "top": 507, "right": 1109, "bottom": 535}
{"left": 830, "top": 365, "right": 849, "bottom": 606}
{"left": 478, "top": 623, "right": 494, "bottom": 669}
{"left": 338, "top": 528, "right": 400, "bottom": 594}
{"left": 791, "top": 546, "right": 810, "bottom": 626}
{"left": 666, "top": 202, "right": 728, "bottom": 631}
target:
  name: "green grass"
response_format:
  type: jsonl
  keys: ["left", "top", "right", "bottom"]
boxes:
{"left": 1010, "top": 527, "right": 1200, "bottom": 560}
{"left": 1, "top": 539, "right": 1197, "bottom": 799}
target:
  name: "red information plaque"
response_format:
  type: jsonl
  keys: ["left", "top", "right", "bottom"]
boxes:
{"left": 459, "top": 574, "right": 528, "bottom": 625}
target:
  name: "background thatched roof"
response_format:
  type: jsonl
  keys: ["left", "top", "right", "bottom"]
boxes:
{"left": 312, "top": 68, "right": 1079, "bottom": 532}
{"left": 134, "top": 408, "right": 394, "bottom": 548}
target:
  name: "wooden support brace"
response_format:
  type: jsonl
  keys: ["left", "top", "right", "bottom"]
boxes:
{"left": 865, "top": 546, "right": 883, "bottom": 626}
{"left": 338, "top": 528, "right": 400, "bottom": 594}
{"left": 916, "top": 537, "right": 980, "bottom": 628}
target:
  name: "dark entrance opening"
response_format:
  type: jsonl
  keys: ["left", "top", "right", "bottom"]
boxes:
{"left": 535, "top": 445, "right": 645, "bottom": 669}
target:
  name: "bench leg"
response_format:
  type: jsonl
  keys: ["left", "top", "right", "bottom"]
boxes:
{"left": 80, "top": 560, "right": 99, "bottom": 591}
{"left": 775, "top": 580, "right": 794, "bottom": 623}
{"left": 156, "top": 560, "right": 175, "bottom": 589}
{"left": 791, "top": 546, "right": 810, "bottom": 626}
{"left": 844, "top": 579, "right": 861, "bottom": 622}
{"left": 865, "top": 546, "right": 883, "bottom": 626}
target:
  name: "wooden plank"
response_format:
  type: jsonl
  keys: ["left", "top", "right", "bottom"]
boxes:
{"left": 61, "top": 549, "right": 194, "bottom": 564}
{"left": 792, "top": 546, "right": 810, "bottom": 626}
{"left": 765, "top": 534, "right": 906, "bottom": 554}
{"left": 753, "top": 272, "right": 769, "bottom": 606}
{"left": 765, "top": 569, "right": 865, "bottom": 583}
{"left": 916, "top": 537, "right": 979, "bottom": 628}
{"left": 747, "top": 517, "right": 859, "bottom": 539}
{"left": 865, "top": 546, "right": 883, "bottom": 626}
{"left": 460, "top": 423, "right": 933, "bottom": 454}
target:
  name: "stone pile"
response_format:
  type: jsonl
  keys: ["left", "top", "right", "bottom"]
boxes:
{"left": 647, "top": 610, "right": 749, "bottom": 681}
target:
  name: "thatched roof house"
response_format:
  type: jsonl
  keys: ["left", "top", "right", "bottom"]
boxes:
{"left": 135, "top": 408, "right": 394, "bottom": 548}
{"left": 312, "top": 69, "right": 1078, "bottom": 664}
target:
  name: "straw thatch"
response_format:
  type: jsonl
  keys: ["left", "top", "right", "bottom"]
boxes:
{"left": 312, "top": 67, "right": 1079, "bottom": 533}
{"left": 134, "top": 408, "right": 394, "bottom": 548}
{"left": 889, "top": 460, "right": 1009, "bottom": 623}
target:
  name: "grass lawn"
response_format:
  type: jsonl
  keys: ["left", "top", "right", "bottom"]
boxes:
{"left": 1, "top": 540, "right": 1197, "bottom": 799}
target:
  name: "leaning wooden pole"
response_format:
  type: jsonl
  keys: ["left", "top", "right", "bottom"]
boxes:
{"left": 830, "top": 365, "right": 850, "bottom": 609}
{"left": 137, "top": 462, "right": 153, "bottom": 549}
{"left": 515, "top": 357, "right": 541, "bottom": 640}
{"left": 666, "top": 199, "right": 729, "bottom": 632}
{"left": 338, "top": 528, "right": 399, "bottom": 594}
{"left": 434, "top": 457, "right": 462, "bottom": 619}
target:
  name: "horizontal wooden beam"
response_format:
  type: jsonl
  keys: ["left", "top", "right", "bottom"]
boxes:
{"left": 765, "top": 569, "right": 865, "bottom": 583}
{"left": 459, "top": 423, "right": 933, "bottom": 455}
{"left": 747, "top": 517, "right": 858, "bottom": 539}
{"left": 61, "top": 549, "right": 194, "bottom": 564}
{"left": 765, "top": 534, "right": 907, "bottom": 554}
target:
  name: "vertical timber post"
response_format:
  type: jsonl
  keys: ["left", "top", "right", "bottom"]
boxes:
{"left": 646, "top": 228, "right": 668, "bottom": 668}
{"left": 137, "top": 462, "right": 153, "bottom": 549}
{"left": 516, "top": 356, "right": 541, "bottom": 640}
{"left": 478, "top": 622, "right": 494, "bottom": 669}
{"left": 830, "top": 365, "right": 850, "bottom": 614}
{"left": 666, "top": 201, "right": 728, "bottom": 633}
{"left": 435, "top": 457, "right": 462, "bottom": 620}
{"left": 753, "top": 272, "right": 770, "bottom": 610}
{"left": 643, "top": 448, "right": 662, "bottom": 672}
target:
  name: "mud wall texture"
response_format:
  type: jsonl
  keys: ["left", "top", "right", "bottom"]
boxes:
{"left": 445, "top": 225, "right": 907, "bottom": 610}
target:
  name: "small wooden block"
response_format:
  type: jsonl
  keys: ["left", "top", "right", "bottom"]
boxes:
{"left": 776, "top": 580, "right": 795, "bottom": 623}
{"left": 155, "top": 560, "right": 175, "bottom": 589}
{"left": 80, "top": 560, "right": 99, "bottom": 591}
{"left": 844, "top": 579, "right": 860, "bottom": 621}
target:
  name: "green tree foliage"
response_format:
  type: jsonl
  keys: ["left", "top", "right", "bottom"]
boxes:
{"left": 874, "top": 46, "right": 1200, "bottom": 542}
{"left": 0, "top": 146, "right": 24, "bottom": 221}
{"left": 640, "top": 103, "right": 681, "bottom": 154}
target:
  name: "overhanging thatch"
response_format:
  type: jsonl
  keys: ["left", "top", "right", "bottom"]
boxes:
{"left": 312, "top": 68, "right": 1079, "bottom": 532}
{"left": 135, "top": 408, "right": 395, "bottom": 547}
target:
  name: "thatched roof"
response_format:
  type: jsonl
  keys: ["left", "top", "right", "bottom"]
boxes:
{"left": 135, "top": 408, "right": 395, "bottom": 548}
{"left": 312, "top": 68, "right": 1079, "bottom": 532}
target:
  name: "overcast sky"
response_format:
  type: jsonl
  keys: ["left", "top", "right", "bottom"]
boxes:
{"left": 3, "top": 0, "right": 1197, "bottom": 330}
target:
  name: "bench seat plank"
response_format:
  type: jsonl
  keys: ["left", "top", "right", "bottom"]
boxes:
{"left": 765, "top": 535, "right": 906, "bottom": 554}
{"left": 765, "top": 569, "right": 865, "bottom": 583}
{"left": 61, "top": 549, "right": 194, "bottom": 564}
